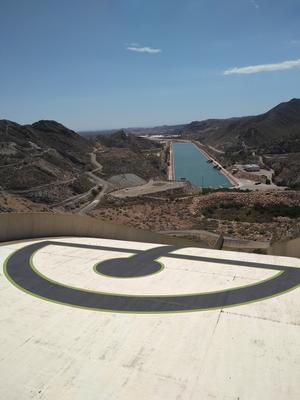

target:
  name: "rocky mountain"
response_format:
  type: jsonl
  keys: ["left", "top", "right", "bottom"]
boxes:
{"left": 89, "top": 99, "right": 300, "bottom": 186}
{"left": 0, "top": 119, "right": 92, "bottom": 166}
{"left": 81, "top": 124, "right": 184, "bottom": 138}
{"left": 85, "top": 99, "right": 300, "bottom": 158}
{"left": 0, "top": 121, "right": 165, "bottom": 211}
{"left": 0, "top": 120, "right": 93, "bottom": 202}
{"left": 1, "top": 98, "right": 300, "bottom": 202}
{"left": 181, "top": 99, "right": 300, "bottom": 187}
{"left": 95, "top": 130, "right": 161, "bottom": 152}
{"left": 183, "top": 98, "right": 300, "bottom": 154}
{"left": 94, "top": 130, "right": 165, "bottom": 179}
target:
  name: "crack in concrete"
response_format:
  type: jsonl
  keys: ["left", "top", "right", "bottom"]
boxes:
{"left": 222, "top": 311, "right": 300, "bottom": 327}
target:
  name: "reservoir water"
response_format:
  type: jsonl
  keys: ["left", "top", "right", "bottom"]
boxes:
{"left": 173, "top": 142, "right": 232, "bottom": 188}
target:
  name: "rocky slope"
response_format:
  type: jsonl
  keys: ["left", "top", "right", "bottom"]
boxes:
{"left": 0, "top": 120, "right": 92, "bottom": 184}
{"left": 84, "top": 99, "right": 300, "bottom": 187}
{"left": 94, "top": 130, "right": 165, "bottom": 179}
{"left": 1, "top": 116, "right": 299, "bottom": 249}
{"left": 0, "top": 121, "right": 165, "bottom": 209}
{"left": 182, "top": 99, "right": 300, "bottom": 187}
{"left": 183, "top": 99, "right": 300, "bottom": 152}
{"left": 92, "top": 190, "right": 300, "bottom": 244}
{"left": 0, "top": 119, "right": 94, "bottom": 205}
{"left": 95, "top": 130, "right": 161, "bottom": 151}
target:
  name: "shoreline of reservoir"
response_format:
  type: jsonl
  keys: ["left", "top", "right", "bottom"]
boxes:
{"left": 191, "top": 140, "right": 238, "bottom": 187}
{"left": 168, "top": 141, "right": 175, "bottom": 180}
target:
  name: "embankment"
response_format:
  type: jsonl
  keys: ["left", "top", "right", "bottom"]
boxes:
{"left": 192, "top": 141, "right": 239, "bottom": 187}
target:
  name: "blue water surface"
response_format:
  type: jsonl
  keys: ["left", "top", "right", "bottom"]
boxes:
{"left": 173, "top": 143, "right": 232, "bottom": 188}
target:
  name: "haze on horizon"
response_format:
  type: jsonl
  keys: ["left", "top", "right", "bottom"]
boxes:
{"left": 0, "top": 0, "right": 300, "bottom": 131}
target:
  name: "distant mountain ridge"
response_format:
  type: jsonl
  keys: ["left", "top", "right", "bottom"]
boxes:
{"left": 0, "top": 119, "right": 92, "bottom": 165}
{"left": 1, "top": 98, "right": 300, "bottom": 190}
{"left": 81, "top": 124, "right": 184, "bottom": 137}
{"left": 95, "top": 130, "right": 161, "bottom": 151}
{"left": 0, "top": 120, "right": 165, "bottom": 205}
{"left": 83, "top": 98, "right": 300, "bottom": 187}
{"left": 94, "top": 130, "right": 165, "bottom": 180}
{"left": 183, "top": 98, "right": 300, "bottom": 154}
{"left": 82, "top": 99, "right": 300, "bottom": 155}
{"left": 181, "top": 99, "right": 300, "bottom": 187}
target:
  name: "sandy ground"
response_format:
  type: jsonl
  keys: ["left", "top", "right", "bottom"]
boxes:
{"left": 0, "top": 192, "right": 50, "bottom": 213}
{"left": 93, "top": 191, "right": 300, "bottom": 243}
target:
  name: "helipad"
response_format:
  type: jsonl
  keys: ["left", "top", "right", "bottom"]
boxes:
{"left": 1, "top": 236, "right": 300, "bottom": 399}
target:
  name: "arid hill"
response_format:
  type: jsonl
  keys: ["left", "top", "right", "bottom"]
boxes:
{"left": 97, "top": 99, "right": 300, "bottom": 187}
{"left": 180, "top": 99, "right": 300, "bottom": 187}
{"left": 0, "top": 121, "right": 165, "bottom": 209}
{"left": 94, "top": 130, "right": 165, "bottom": 179}
{"left": 183, "top": 98, "right": 300, "bottom": 152}
{"left": 0, "top": 120, "right": 92, "bottom": 166}
{"left": 0, "top": 120, "right": 94, "bottom": 204}
{"left": 95, "top": 130, "right": 160, "bottom": 150}
{"left": 0, "top": 114, "right": 299, "bottom": 249}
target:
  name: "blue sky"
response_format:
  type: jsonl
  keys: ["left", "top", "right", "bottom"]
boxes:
{"left": 0, "top": 0, "right": 300, "bottom": 130}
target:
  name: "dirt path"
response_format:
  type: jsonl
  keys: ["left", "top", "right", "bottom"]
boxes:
{"left": 78, "top": 150, "right": 113, "bottom": 215}
{"left": 9, "top": 178, "right": 77, "bottom": 194}
{"left": 90, "top": 150, "right": 103, "bottom": 173}
{"left": 207, "top": 145, "right": 225, "bottom": 154}
{"left": 52, "top": 149, "right": 111, "bottom": 213}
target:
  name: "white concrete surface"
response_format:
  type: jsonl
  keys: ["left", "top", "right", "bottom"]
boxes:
{"left": 111, "top": 179, "right": 186, "bottom": 198}
{"left": 0, "top": 237, "right": 300, "bottom": 400}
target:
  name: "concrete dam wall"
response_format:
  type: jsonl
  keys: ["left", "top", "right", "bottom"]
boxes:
{"left": 0, "top": 212, "right": 207, "bottom": 247}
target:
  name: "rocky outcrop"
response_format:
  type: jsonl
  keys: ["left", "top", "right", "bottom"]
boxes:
{"left": 0, "top": 119, "right": 93, "bottom": 191}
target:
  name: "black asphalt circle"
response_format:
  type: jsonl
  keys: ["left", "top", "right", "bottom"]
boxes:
{"left": 4, "top": 241, "right": 300, "bottom": 313}
{"left": 95, "top": 246, "right": 175, "bottom": 278}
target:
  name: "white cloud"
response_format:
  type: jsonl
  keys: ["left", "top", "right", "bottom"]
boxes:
{"left": 126, "top": 46, "right": 162, "bottom": 54}
{"left": 251, "top": 0, "right": 260, "bottom": 9}
{"left": 291, "top": 40, "right": 300, "bottom": 46}
{"left": 224, "top": 58, "right": 300, "bottom": 75}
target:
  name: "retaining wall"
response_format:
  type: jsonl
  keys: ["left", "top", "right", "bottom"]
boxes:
{"left": 0, "top": 212, "right": 206, "bottom": 247}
